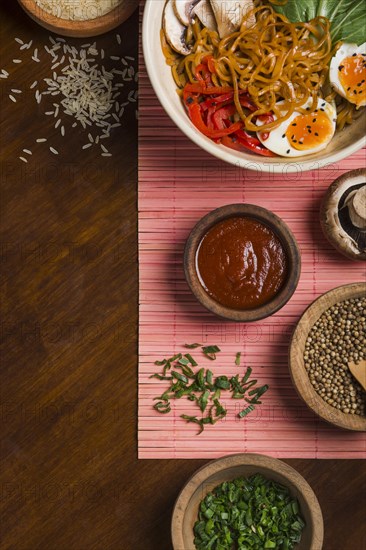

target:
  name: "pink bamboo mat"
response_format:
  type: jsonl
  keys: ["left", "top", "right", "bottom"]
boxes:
{"left": 138, "top": 21, "right": 366, "bottom": 460}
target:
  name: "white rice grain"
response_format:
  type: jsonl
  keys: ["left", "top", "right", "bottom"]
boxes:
{"left": 50, "top": 147, "right": 58, "bottom": 154}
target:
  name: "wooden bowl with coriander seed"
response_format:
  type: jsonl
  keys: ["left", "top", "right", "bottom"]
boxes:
{"left": 172, "top": 453, "right": 324, "bottom": 550}
{"left": 289, "top": 282, "right": 366, "bottom": 432}
{"left": 18, "top": 0, "right": 138, "bottom": 38}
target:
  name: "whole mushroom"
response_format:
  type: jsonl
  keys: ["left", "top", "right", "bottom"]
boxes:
{"left": 320, "top": 168, "right": 366, "bottom": 261}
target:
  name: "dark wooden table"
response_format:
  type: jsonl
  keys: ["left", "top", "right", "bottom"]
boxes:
{"left": 0, "top": 2, "right": 365, "bottom": 549}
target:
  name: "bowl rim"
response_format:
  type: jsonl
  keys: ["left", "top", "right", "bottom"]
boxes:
{"left": 171, "top": 452, "right": 324, "bottom": 550}
{"left": 289, "top": 282, "right": 366, "bottom": 431}
{"left": 18, "top": 0, "right": 137, "bottom": 36}
{"left": 142, "top": 0, "right": 366, "bottom": 173}
{"left": 184, "top": 203, "right": 301, "bottom": 322}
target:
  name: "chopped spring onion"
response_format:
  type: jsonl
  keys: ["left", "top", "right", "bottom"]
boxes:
{"left": 194, "top": 474, "right": 305, "bottom": 550}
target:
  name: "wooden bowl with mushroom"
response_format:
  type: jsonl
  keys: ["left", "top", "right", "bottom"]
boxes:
{"left": 289, "top": 282, "right": 366, "bottom": 432}
{"left": 18, "top": 0, "right": 138, "bottom": 37}
{"left": 320, "top": 168, "right": 366, "bottom": 261}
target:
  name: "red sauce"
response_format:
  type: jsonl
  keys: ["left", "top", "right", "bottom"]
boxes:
{"left": 196, "top": 217, "right": 288, "bottom": 310}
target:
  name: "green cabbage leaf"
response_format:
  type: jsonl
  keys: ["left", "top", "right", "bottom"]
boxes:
{"left": 272, "top": 0, "right": 366, "bottom": 45}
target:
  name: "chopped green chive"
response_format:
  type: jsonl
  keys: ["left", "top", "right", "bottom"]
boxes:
{"left": 194, "top": 474, "right": 305, "bottom": 549}
{"left": 151, "top": 346, "right": 269, "bottom": 433}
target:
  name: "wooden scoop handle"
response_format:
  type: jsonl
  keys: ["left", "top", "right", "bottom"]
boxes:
{"left": 348, "top": 359, "right": 366, "bottom": 391}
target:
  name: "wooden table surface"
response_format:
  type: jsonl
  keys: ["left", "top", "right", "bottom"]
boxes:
{"left": 0, "top": 2, "right": 365, "bottom": 549}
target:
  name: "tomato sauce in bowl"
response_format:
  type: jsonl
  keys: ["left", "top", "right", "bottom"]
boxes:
{"left": 196, "top": 217, "right": 288, "bottom": 310}
{"left": 184, "top": 204, "right": 301, "bottom": 322}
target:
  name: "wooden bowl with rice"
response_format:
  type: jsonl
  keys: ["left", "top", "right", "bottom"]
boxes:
{"left": 18, "top": 0, "right": 138, "bottom": 37}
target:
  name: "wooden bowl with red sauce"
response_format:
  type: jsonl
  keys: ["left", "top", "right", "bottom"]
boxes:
{"left": 184, "top": 204, "right": 301, "bottom": 322}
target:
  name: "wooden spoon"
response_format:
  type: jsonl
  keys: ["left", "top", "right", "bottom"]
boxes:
{"left": 348, "top": 359, "right": 366, "bottom": 391}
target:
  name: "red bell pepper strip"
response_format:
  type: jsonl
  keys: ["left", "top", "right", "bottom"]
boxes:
{"left": 235, "top": 129, "right": 261, "bottom": 146}
{"left": 188, "top": 103, "right": 242, "bottom": 138}
{"left": 194, "top": 63, "right": 212, "bottom": 86}
{"left": 213, "top": 104, "right": 237, "bottom": 130}
{"left": 184, "top": 83, "right": 235, "bottom": 95}
{"left": 200, "top": 92, "right": 235, "bottom": 111}
{"left": 202, "top": 55, "right": 216, "bottom": 74}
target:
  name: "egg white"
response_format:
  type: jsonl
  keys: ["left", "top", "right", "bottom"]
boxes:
{"left": 329, "top": 42, "right": 366, "bottom": 107}
{"left": 256, "top": 98, "right": 337, "bottom": 157}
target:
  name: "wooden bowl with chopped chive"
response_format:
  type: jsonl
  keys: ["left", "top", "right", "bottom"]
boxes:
{"left": 18, "top": 0, "right": 138, "bottom": 37}
{"left": 172, "top": 453, "right": 323, "bottom": 550}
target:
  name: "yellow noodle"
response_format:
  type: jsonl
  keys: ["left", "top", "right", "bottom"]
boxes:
{"left": 161, "top": 2, "right": 359, "bottom": 130}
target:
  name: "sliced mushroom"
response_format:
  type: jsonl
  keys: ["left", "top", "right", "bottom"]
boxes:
{"left": 320, "top": 168, "right": 366, "bottom": 261}
{"left": 209, "top": 0, "right": 255, "bottom": 38}
{"left": 163, "top": 0, "right": 192, "bottom": 55}
{"left": 193, "top": 0, "right": 217, "bottom": 32}
{"left": 173, "top": 0, "right": 195, "bottom": 26}
{"left": 347, "top": 186, "right": 366, "bottom": 229}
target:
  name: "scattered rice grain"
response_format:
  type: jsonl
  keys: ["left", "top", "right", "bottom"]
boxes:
{"left": 50, "top": 147, "right": 58, "bottom": 155}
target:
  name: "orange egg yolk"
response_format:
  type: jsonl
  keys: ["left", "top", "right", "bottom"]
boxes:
{"left": 285, "top": 111, "right": 334, "bottom": 151}
{"left": 338, "top": 54, "right": 366, "bottom": 106}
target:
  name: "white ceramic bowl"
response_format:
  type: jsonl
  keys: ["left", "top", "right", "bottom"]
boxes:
{"left": 142, "top": 0, "right": 366, "bottom": 173}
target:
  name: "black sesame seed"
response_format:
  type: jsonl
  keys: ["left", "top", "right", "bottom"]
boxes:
{"left": 354, "top": 89, "right": 357, "bottom": 94}
{"left": 286, "top": 149, "right": 290, "bottom": 154}
{"left": 338, "top": 65, "right": 344, "bottom": 71}
{"left": 282, "top": 134, "right": 286, "bottom": 138}
{"left": 291, "top": 123, "right": 297, "bottom": 126}
{"left": 315, "top": 132, "right": 319, "bottom": 136}
{"left": 306, "top": 107, "right": 310, "bottom": 111}
{"left": 293, "top": 140, "right": 297, "bottom": 143}
{"left": 357, "top": 82, "right": 362, "bottom": 86}
{"left": 312, "top": 118, "right": 316, "bottom": 122}
{"left": 352, "top": 53, "right": 357, "bottom": 56}
{"left": 320, "top": 108, "right": 325, "bottom": 111}
{"left": 359, "top": 90, "right": 363, "bottom": 94}
{"left": 347, "top": 87, "right": 351, "bottom": 91}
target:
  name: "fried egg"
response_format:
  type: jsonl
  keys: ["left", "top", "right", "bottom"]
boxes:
{"left": 256, "top": 98, "right": 337, "bottom": 157}
{"left": 329, "top": 42, "right": 366, "bottom": 107}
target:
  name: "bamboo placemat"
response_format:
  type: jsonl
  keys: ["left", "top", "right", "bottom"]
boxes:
{"left": 138, "top": 18, "right": 366, "bottom": 459}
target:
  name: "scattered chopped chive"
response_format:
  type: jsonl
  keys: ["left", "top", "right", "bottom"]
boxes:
{"left": 151, "top": 347, "right": 269, "bottom": 433}
{"left": 202, "top": 345, "right": 221, "bottom": 360}
{"left": 242, "top": 366, "right": 252, "bottom": 383}
{"left": 149, "top": 373, "right": 172, "bottom": 380}
{"left": 153, "top": 400, "right": 171, "bottom": 414}
{"left": 185, "top": 353, "right": 198, "bottom": 366}
{"left": 239, "top": 404, "right": 255, "bottom": 418}
{"left": 184, "top": 342, "right": 202, "bottom": 348}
